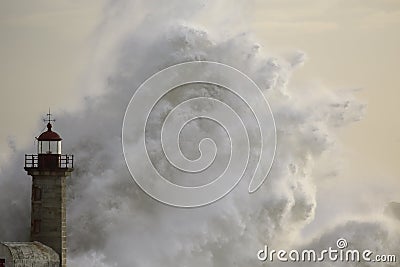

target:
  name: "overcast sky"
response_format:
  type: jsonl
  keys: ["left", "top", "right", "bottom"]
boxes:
{"left": 250, "top": 0, "right": 400, "bottom": 180}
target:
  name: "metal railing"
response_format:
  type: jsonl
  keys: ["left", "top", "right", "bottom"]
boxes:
{"left": 25, "top": 154, "right": 74, "bottom": 169}
{"left": 60, "top": 154, "right": 74, "bottom": 169}
{"left": 25, "top": 154, "right": 38, "bottom": 168}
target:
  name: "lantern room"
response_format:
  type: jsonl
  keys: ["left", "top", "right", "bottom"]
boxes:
{"left": 37, "top": 122, "right": 62, "bottom": 154}
{"left": 24, "top": 111, "right": 73, "bottom": 170}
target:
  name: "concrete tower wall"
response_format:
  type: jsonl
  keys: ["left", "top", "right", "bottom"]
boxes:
{"left": 27, "top": 170, "right": 70, "bottom": 267}
{"left": 24, "top": 120, "right": 73, "bottom": 267}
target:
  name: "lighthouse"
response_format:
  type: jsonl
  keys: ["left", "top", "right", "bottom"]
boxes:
{"left": 23, "top": 113, "right": 74, "bottom": 267}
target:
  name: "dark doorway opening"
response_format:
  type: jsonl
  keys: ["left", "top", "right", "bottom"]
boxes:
{"left": 0, "top": 258, "right": 5, "bottom": 267}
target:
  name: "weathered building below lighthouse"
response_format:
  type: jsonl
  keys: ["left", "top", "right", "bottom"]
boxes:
{"left": 0, "top": 242, "right": 59, "bottom": 267}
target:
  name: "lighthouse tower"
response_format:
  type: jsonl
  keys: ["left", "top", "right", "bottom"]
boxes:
{"left": 24, "top": 113, "right": 73, "bottom": 267}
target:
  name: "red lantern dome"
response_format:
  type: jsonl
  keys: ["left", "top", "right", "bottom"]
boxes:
{"left": 37, "top": 123, "right": 62, "bottom": 141}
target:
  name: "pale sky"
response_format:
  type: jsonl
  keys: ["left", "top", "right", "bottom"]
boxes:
{"left": 0, "top": 0, "right": 399, "bottom": 182}
{"left": 251, "top": 0, "right": 400, "bottom": 180}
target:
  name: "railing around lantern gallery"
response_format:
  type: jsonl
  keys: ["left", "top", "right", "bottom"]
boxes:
{"left": 59, "top": 154, "right": 74, "bottom": 169}
{"left": 24, "top": 154, "right": 74, "bottom": 169}
{"left": 25, "top": 154, "right": 38, "bottom": 168}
